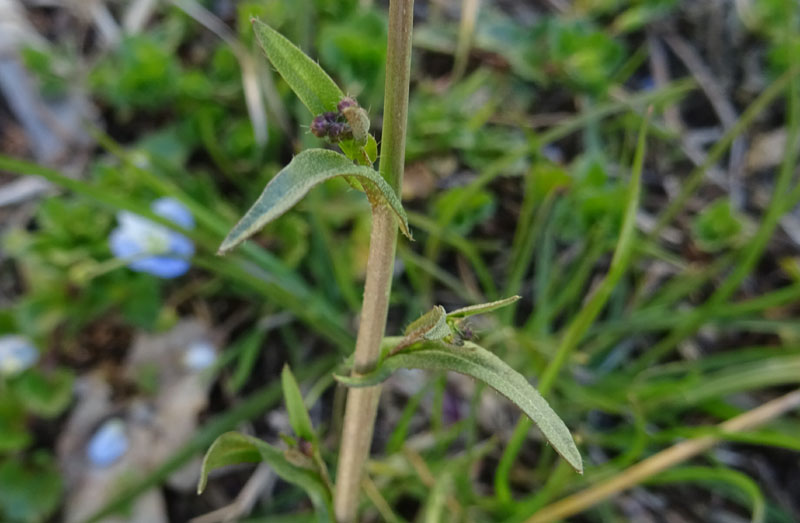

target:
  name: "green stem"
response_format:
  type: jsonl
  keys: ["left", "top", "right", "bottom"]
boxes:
{"left": 334, "top": 1, "right": 415, "bottom": 521}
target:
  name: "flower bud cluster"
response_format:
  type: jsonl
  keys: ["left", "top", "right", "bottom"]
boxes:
{"left": 311, "top": 111, "right": 354, "bottom": 142}
{"left": 310, "top": 97, "right": 368, "bottom": 144}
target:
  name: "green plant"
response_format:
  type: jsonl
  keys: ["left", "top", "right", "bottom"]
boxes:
{"left": 196, "top": 8, "right": 582, "bottom": 522}
{"left": 0, "top": 320, "right": 69, "bottom": 522}
{"left": 2, "top": 2, "right": 799, "bottom": 521}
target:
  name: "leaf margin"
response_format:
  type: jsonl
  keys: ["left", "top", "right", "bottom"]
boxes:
{"left": 219, "top": 149, "right": 411, "bottom": 254}
{"left": 197, "top": 431, "right": 334, "bottom": 521}
{"left": 335, "top": 339, "right": 583, "bottom": 473}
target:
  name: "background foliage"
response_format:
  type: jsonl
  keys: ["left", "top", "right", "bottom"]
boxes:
{"left": 1, "top": 0, "right": 799, "bottom": 521}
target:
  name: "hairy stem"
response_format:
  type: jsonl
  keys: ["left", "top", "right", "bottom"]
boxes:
{"left": 334, "top": 0, "right": 415, "bottom": 521}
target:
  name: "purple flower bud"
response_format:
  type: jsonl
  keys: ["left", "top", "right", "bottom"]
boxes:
{"left": 323, "top": 111, "right": 339, "bottom": 122}
{"left": 310, "top": 115, "right": 329, "bottom": 138}
{"left": 328, "top": 122, "right": 353, "bottom": 142}
{"left": 337, "top": 97, "right": 358, "bottom": 112}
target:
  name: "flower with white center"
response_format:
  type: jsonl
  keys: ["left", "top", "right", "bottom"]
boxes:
{"left": 109, "top": 197, "right": 195, "bottom": 278}
{"left": 182, "top": 340, "right": 217, "bottom": 371}
{"left": 0, "top": 335, "right": 38, "bottom": 378}
{"left": 86, "top": 418, "right": 129, "bottom": 467}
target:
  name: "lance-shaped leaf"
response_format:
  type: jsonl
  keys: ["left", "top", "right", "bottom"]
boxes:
{"left": 281, "top": 364, "right": 316, "bottom": 444}
{"left": 219, "top": 149, "right": 411, "bottom": 253}
{"left": 251, "top": 18, "right": 376, "bottom": 166}
{"left": 447, "top": 296, "right": 521, "bottom": 319}
{"left": 336, "top": 339, "right": 583, "bottom": 473}
{"left": 252, "top": 18, "right": 341, "bottom": 115}
{"left": 198, "top": 432, "right": 333, "bottom": 521}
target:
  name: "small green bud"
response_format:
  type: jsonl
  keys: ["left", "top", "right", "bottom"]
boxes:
{"left": 342, "top": 105, "right": 370, "bottom": 146}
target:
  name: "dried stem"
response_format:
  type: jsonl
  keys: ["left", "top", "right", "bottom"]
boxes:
{"left": 525, "top": 389, "right": 800, "bottom": 523}
{"left": 333, "top": 0, "right": 415, "bottom": 521}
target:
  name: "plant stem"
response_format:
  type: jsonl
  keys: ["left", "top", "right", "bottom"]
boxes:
{"left": 524, "top": 389, "right": 800, "bottom": 523}
{"left": 334, "top": 0, "right": 415, "bottom": 521}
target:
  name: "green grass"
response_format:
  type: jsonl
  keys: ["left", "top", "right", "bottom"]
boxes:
{"left": 1, "top": 1, "right": 800, "bottom": 522}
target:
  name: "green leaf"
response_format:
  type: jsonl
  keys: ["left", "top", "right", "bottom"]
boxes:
{"left": 0, "top": 396, "right": 30, "bottom": 452}
{"left": 446, "top": 296, "right": 521, "bottom": 319}
{"left": 691, "top": 198, "right": 746, "bottom": 252}
{"left": 250, "top": 19, "right": 377, "bottom": 168}
{"left": 404, "top": 305, "right": 451, "bottom": 341}
{"left": 339, "top": 134, "right": 379, "bottom": 166}
{"left": 0, "top": 452, "right": 62, "bottom": 523}
{"left": 336, "top": 339, "right": 583, "bottom": 473}
{"left": 14, "top": 369, "right": 75, "bottom": 418}
{"left": 365, "top": 134, "right": 378, "bottom": 164}
{"left": 198, "top": 432, "right": 333, "bottom": 521}
{"left": 281, "top": 364, "right": 316, "bottom": 443}
{"left": 229, "top": 329, "right": 267, "bottom": 394}
{"left": 423, "top": 316, "right": 451, "bottom": 341}
{"left": 219, "top": 149, "right": 411, "bottom": 254}
{"left": 251, "top": 18, "right": 342, "bottom": 115}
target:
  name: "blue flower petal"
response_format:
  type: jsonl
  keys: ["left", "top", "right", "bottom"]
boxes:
{"left": 109, "top": 198, "right": 195, "bottom": 279}
{"left": 183, "top": 340, "right": 217, "bottom": 371}
{"left": 167, "top": 231, "right": 195, "bottom": 257}
{"left": 152, "top": 197, "right": 194, "bottom": 230}
{"left": 109, "top": 226, "right": 141, "bottom": 260}
{"left": 0, "top": 335, "right": 38, "bottom": 377}
{"left": 86, "top": 418, "right": 129, "bottom": 467}
{"left": 129, "top": 255, "right": 191, "bottom": 278}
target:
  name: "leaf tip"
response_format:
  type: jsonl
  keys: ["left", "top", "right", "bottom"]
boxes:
{"left": 217, "top": 236, "right": 239, "bottom": 255}
{"left": 560, "top": 446, "right": 583, "bottom": 475}
{"left": 399, "top": 220, "right": 413, "bottom": 241}
{"left": 197, "top": 467, "right": 209, "bottom": 495}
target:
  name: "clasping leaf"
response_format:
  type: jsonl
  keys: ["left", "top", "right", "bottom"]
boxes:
{"left": 336, "top": 338, "right": 582, "bottom": 474}
{"left": 219, "top": 149, "right": 411, "bottom": 254}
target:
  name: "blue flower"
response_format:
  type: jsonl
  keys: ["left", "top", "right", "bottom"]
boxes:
{"left": 109, "top": 197, "right": 195, "bottom": 278}
{"left": 86, "top": 418, "right": 129, "bottom": 467}
{"left": 182, "top": 340, "right": 217, "bottom": 371}
{"left": 0, "top": 335, "right": 38, "bottom": 377}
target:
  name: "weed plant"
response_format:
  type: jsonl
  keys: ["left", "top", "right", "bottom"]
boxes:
{"left": 0, "top": 1, "right": 799, "bottom": 522}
